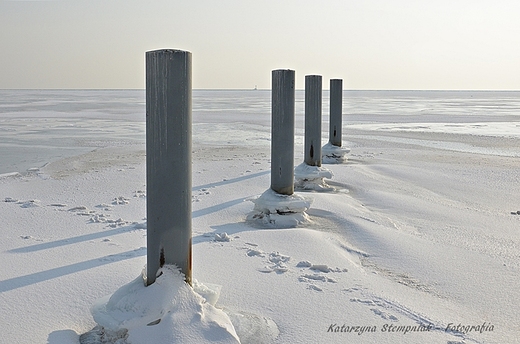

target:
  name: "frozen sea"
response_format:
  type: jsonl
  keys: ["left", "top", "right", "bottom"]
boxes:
{"left": 1, "top": 89, "right": 520, "bottom": 343}
{"left": 1, "top": 89, "right": 520, "bottom": 175}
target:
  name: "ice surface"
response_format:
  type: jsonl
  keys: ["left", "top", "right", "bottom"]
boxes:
{"left": 1, "top": 90, "right": 520, "bottom": 344}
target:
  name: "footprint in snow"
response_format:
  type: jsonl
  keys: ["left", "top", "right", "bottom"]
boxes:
{"left": 19, "top": 235, "right": 42, "bottom": 242}
{"left": 307, "top": 284, "right": 323, "bottom": 292}
{"left": 192, "top": 188, "right": 212, "bottom": 202}
{"left": 296, "top": 261, "right": 348, "bottom": 273}
{"left": 246, "top": 248, "right": 291, "bottom": 274}
{"left": 342, "top": 286, "right": 363, "bottom": 293}
{"left": 49, "top": 203, "right": 68, "bottom": 208}
{"left": 297, "top": 261, "right": 349, "bottom": 292}
{"left": 349, "top": 296, "right": 437, "bottom": 329}
{"left": 247, "top": 249, "right": 265, "bottom": 257}
{"left": 112, "top": 196, "right": 129, "bottom": 205}
{"left": 95, "top": 204, "right": 113, "bottom": 212}
{"left": 214, "top": 232, "right": 232, "bottom": 242}
{"left": 370, "top": 308, "right": 398, "bottom": 321}
{"left": 133, "top": 190, "right": 146, "bottom": 198}
{"left": 299, "top": 274, "right": 337, "bottom": 283}
{"left": 18, "top": 200, "right": 41, "bottom": 208}
{"left": 68, "top": 206, "right": 89, "bottom": 212}
{"left": 268, "top": 252, "right": 290, "bottom": 264}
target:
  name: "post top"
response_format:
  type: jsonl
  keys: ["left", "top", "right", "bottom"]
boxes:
{"left": 146, "top": 49, "right": 191, "bottom": 55}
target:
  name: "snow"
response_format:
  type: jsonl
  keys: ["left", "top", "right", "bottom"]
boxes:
{"left": 294, "top": 162, "right": 334, "bottom": 191}
{"left": 0, "top": 172, "right": 22, "bottom": 178}
{"left": 87, "top": 265, "right": 240, "bottom": 344}
{"left": 321, "top": 142, "right": 350, "bottom": 164}
{"left": 1, "top": 90, "right": 520, "bottom": 344}
{"left": 247, "top": 188, "right": 311, "bottom": 228}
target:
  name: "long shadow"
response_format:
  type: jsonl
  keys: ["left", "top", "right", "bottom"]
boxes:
{"left": 192, "top": 170, "right": 269, "bottom": 191}
{"left": 0, "top": 247, "right": 146, "bottom": 293}
{"left": 10, "top": 196, "right": 243, "bottom": 254}
{"left": 11, "top": 196, "right": 244, "bottom": 253}
{"left": 8, "top": 225, "right": 139, "bottom": 254}
{"left": 8, "top": 171, "right": 267, "bottom": 254}
{"left": 193, "top": 197, "right": 246, "bottom": 218}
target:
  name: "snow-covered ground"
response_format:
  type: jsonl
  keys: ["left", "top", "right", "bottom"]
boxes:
{"left": 1, "top": 90, "right": 519, "bottom": 343}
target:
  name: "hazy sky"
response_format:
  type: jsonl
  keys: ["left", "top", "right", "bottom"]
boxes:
{"left": 1, "top": 0, "right": 519, "bottom": 90}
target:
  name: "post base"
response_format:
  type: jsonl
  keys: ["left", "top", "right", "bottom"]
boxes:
{"left": 294, "top": 162, "right": 334, "bottom": 191}
{"left": 321, "top": 142, "right": 350, "bottom": 164}
{"left": 247, "top": 188, "right": 312, "bottom": 228}
{"left": 82, "top": 265, "right": 239, "bottom": 344}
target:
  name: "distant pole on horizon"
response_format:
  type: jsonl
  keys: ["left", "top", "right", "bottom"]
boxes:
{"left": 270, "top": 69, "right": 295, "bottom": 195}
{"left": 146, "top": 49, "right": 192, "bottom": 286}
{"left": 329, "top": 79, "right": 343, "bottom": 147}
{"left": 304, "top": 75, "right": 323, "bottom": 167}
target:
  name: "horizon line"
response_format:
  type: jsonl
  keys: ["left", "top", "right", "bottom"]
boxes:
{"left": 1, "top": 88, "right": 520, "bottom": 92}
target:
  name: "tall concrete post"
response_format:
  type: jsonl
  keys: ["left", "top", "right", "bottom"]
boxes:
{"left": 304, "top": 75, "right": 322, "bottom": 167}
{"left": 271, "top": 69, "right": 295, "bottom": 195}
{"left": 329, "top": 79, "right": 343, "bottom": 147}
{"left": 146, "top": 49, "right": 192, "bottom": 286}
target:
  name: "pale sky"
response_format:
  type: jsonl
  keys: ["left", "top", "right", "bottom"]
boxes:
{"left": 1, "top": 0, "right": 519, "bottom": 90}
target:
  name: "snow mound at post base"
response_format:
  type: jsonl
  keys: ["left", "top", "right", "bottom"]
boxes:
{"left": 294, "top": 162, "right": 334, "bottom": 191}
{"left": 85, "top": 265, "right": 240, "bottom": 344}
{"left": 247, "top": 188, "right": 312, "bottom": 228}
{"left": 321, "top": 142, "right": 350, "bottom": 164}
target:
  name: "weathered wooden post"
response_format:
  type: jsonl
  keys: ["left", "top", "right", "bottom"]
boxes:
{"left": 248, "top": 69, "right": 311, "bottom": 227}
{"left": 146, "top": 49, "right": 192, "bottom": 286}
{"left": 322, "top": 78, "right": 349, "bottom": 164}
{"left": 329, "top": 79, "right": 343, "bottom": 147}
{"left": 271, "top": 69, "right": 295, "bottom": 195}
{"left": 295, "top": 74, "right": 334, "bottom": 190}
{"left": 304, "top": 75, "right": 323, "bottom": 166}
